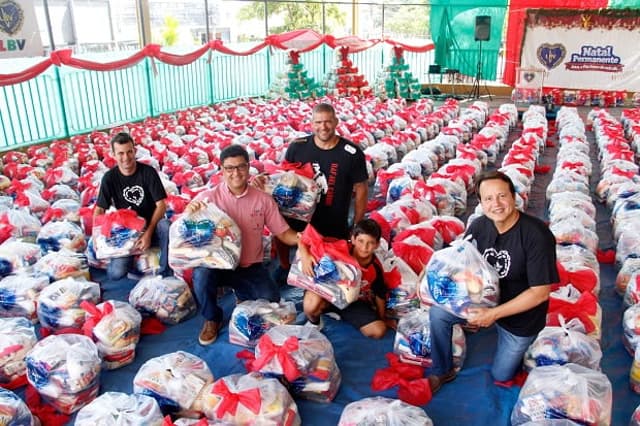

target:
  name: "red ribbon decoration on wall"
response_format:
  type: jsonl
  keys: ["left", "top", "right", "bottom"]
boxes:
{"left": 0, "top": 29, "right": 434, "bottom": 87}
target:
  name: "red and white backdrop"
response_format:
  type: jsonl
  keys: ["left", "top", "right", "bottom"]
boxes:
{"left": 518, "top": 9, "right": 640, "bottom": 91}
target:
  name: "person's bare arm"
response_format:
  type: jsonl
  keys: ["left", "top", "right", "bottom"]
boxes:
{"left": 467, "top": 284, "right": 551, "bottom": 328}
{"left": 276, "top": 229, "right": 316, "bottom": 276}
{"left": 136, "top": 199, "right": 166, "bottom": 252}
{"left": 352, "top": 180, "right": 368, "bottom": 224}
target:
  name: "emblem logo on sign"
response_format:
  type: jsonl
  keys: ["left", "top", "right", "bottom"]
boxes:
{"left": 537, "top": 43, "right": 566, "bottom": 70}
{"left": 523, "top": 72, "right": 535, "bottom": 83}
{"left": 0, "top": 0, "right": 24, "bottom": 36}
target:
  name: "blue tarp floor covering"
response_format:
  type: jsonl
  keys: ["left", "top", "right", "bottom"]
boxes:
{"left": 18, "top": 105, "right": 640, "bottom": 425}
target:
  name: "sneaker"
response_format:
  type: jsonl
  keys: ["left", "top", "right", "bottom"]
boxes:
{"left": 198, "top": 320, "right": 222, "bottom": 345}
{"left": 428, "top": 369, "right": 457, "bottom": 394}
{"left": 271, "top": 265, "right": 290, "bottom": 286}
{"left": 304, "top": 316, "right": 324, "bottom": 331}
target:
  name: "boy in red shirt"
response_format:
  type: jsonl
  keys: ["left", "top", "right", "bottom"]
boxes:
{"left": 301, "top": 219, "right": 391, "bottom": 338}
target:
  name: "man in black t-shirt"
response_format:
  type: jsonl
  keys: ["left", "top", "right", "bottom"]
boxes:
{"left": 428, "top": 171, "right": 559, "bottom": 393}
{"left": 272, "top": 103, "right": 369, "bottom": 283}
{"left": 95, "top": 132, "right": 172, "bottom": 280}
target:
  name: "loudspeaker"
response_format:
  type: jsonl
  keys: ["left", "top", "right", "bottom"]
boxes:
{"left": 474, "top": 16, "right": 491, "bottom": 41}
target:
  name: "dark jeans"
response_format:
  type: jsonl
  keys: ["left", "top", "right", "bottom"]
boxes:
{"left": 192, "top": 263, "right": 280, "bottom": 322}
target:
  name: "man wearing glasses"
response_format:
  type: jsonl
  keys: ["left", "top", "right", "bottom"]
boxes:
{"left": 186, "top": 144, "right": 304, "bottom": 345}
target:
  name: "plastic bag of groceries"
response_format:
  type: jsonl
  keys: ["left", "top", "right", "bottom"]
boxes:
{"left": 287, "top": 225, "right": 361, "bottom": 309}
{"left": 377, "top": 250, "right": 420, "bottom": 319}
{"left": 623, "top": 304, "right": 640, "bottom": 355}
{"left": 250, "top": 325, "right": 341, "bottom": 402}
{"left": 36, "top": 220, "right": 86, "bottom": 253}
{"left": 129, "top": 275, "right": 196, "bottom": 325}
{"left": 133, "top": 351, "right": 213, "bottom": 417}
{"left": 419, "top": 238, "right": 499, "bottom": 319}
{"left": 523, "top": 317, "right": 602, "bottom": 371}
{"left": 547, "top": 284, "right": 602, "bottom": 341}
{"left": 82, "top": 300, "right": 142, "bottom": 370}
{"left": 511, "top": 363, "right": 612, "bottom": 426}
{"left": 93, "top": 208, "right": 146, "bottom": 259}
{"left": 229, "top": 299, "right": 297, "bottom": 348}
{"left": 393, "top": 308, "right": 466, "bottom": 368}
{"left": 264, "top": 161, "right": 321, "bottom": 222}
{"left": 74, "top": 392, "right": 163, "bottom": 425}
{"left": 169, "top": 202, "right": 241, "bottom": 271}
{"left": 0, "top": 273, "right": 50, "bottom": 322}
{"left": 37, "top": 277, "right": 101, "bottom": 333}
{"left": 0, "top": 239, "right": 42, "bottom": 277}
{"left": 194, "top": 372, "right": 301, "bottom": 425}
{"left": 25, "top": 334, "right": 101, "bottom": 414}
{"left": 0, "top": 317, "right": 37, "bottom": 389}
{"left": 338, "top": 396, "right": 433, "bottom": 426}
{"left": 32, "top": 248, "right": 90, "bottom": 282}
{"left": 0, "top": 387, "right": 37, "bottom": 425}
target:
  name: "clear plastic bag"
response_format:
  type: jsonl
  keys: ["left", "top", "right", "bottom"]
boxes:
{"left": 419, "top": 238, "right": 499, "bottom": 319}
{"left": 25, "top": 333, "right": 101, "bottom": 414}
{"left": 37, "top": 277, "right": 100, "bottom": 332}
{"left": 195, "top": 372, "right": 301, "bottom": 425}
{"left": 0, "top": 387, "right": 36, "bottom": 425}
{"left": 75, "top": 392, "right": 164, "bottom": 425}
{"left": 133, "top": 351, "right": 213, "bottom": 416}
{"left": 129, "top": 275, "right": 196, "bottom": 325}
{"left": 338, "top": 396, "right": 433, "bottom": 426}
{"left": 0, "top": 317, "right": 37, "bottom": 388}
{"left": 229, "top": 299, "right": 297, "bottom": 348}
{"left": 511, "top": 364, "right": 612, "bottom": 426}
{"left": 169, "top": 202, "right": 241, "bottom": 271}
{"left": 252, "top": 324, "right": 341, "bottom": 402}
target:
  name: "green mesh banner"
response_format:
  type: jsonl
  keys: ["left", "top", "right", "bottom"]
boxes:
{"left": 430, "top": 0, "right": 507, "bottom": 80}
{"left": 608, "top": 0, "right": 640, "bottom": 7}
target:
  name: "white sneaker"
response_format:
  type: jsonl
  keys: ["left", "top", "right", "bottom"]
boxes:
{"left": 304, "top": 316, "right": 324, "bottom": 331}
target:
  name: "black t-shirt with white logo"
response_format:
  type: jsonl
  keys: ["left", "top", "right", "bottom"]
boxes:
{"left": 285, "top": 135, "right": 368, "bottom": 239}
{"left": 96, "top": 162, "right": 167, "bottom": 225}
{"left": 465, "top": 213, "right": 559, "bottom": 336}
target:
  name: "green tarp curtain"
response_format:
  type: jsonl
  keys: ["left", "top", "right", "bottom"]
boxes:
{"left": 430, "top": 0, "right": 507, "bottom": 81}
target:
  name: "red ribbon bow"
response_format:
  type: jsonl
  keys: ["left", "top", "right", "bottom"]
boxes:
{"left": 275, "top": 161, "right": 315, "bottom": 179}
{"left": 212, "top": 380, "right": 262, "bottom": 418}
{"left": 300, "top": 225, "right": 356, "bottom": 268}
{"left": 42, "top": 208, "right": 65, "bottom": 223}
{"left": 253, "top": 335, "right": 302, "bottom": 382}
{"left": 95, "top": 209, "right": 146, "bottom": 237}
{"left": 81, "top": 300, "right": 113, "bottom": 336}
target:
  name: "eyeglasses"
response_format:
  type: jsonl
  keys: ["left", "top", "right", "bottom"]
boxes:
{"left": 223, "top": 163, "right": 249, "bottom": 173}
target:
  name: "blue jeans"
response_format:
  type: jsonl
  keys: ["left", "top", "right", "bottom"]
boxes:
{"left": 192, "top": 263, "right": 280, "bottom": 323}
{"left": 491, "top": 324, "right": 536, "bottom": 381}
{"left": 107, "top": 218, "right": 172, "bottom": 280}
{"left": 429, "top": 305, "right": 536, "bottom": 381}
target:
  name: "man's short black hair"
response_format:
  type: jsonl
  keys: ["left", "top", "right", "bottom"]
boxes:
{"left": 352, "top": 218, "right": 382, "bottom": 242}
{"left": 312, "top": 102, "right": 336, "bottom": 117}
{"left": 220, "top": 144, "right": 249, "bottom": 164}
{"left": 110, "top": 132, "right": 134, "bottom": 151}
{"left": 475, "top": 170, "right": 517, "bottom": 200}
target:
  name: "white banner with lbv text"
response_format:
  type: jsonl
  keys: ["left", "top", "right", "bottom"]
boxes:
{"left": 520, "top": 25, "right": 640, "bottom": 91}
{"left": 0, "top": 0, "right": 43, "bottom": 58}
